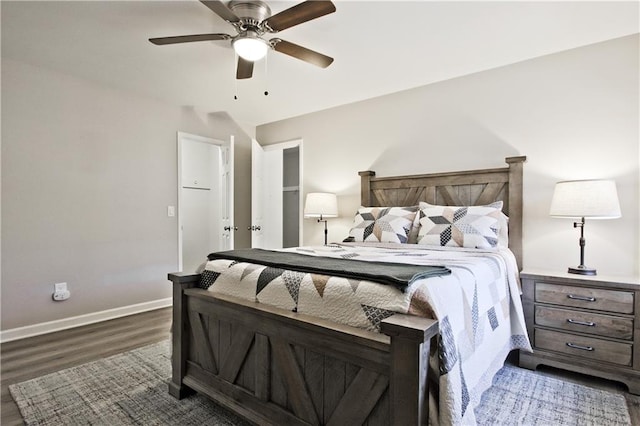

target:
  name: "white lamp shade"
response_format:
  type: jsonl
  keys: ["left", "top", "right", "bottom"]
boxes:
{"left": 549, "top": 179, "right": 621, "bottom": 219}
{"left": 233, "top": 36, "right": 268, "bottom": 61}
{"left": 304, "top": 193, "right": 338, "bottom": 218}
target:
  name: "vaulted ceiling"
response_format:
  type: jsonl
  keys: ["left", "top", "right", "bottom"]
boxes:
{"left": 2, "top": 1, "right": 638, "bottom": 126}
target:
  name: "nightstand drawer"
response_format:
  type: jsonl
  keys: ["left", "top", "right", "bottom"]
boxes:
{"left": 535, "top": 305, "right": 633, "bottom": 340}
{"left": 536, "top": 283, "right": 634, "bottom": 314}
{"left": 535, "top": 328, "right": 632, "bottom": 366}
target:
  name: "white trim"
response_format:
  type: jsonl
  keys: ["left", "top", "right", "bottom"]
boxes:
{"left": 263, "top": 139, "right": 301, "bottom": 151}
{"left": 0, "top": 298, "right": 172, "bottom": 343}
{"left": 297, "top": 140, "right": 304, "bottom": 246}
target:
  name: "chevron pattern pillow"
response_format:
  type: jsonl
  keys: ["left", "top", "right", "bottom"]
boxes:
{"left": 349, "top": 206, "right": 419, "bottom": 244}
{"left": 417, "top": 202, "right": 502, "bottom": 249}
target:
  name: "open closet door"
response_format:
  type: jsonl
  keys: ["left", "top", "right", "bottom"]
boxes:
{"left": 251, "top": 139, "right": 302, "bottom": 249}
{"left": 220, "top": 136, "right": 234, "bottom": 251}
{"left": 251, "top": 139, "right": 268, "bottom": 248}
{"left": 178, "top": 133, "right": 234, "bottom": 273}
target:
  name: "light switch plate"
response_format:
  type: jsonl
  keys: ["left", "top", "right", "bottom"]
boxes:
{"left": 167, "top": 206, "right": 175, "bottom": 217}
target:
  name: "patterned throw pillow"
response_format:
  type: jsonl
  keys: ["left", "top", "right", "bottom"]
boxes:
{"left": 417, "top": 201, "right": 503, "bottom": 249}
{"left": 349, "top": 206, "right": 419, "bottom": 244}
{"left": 419, "top": 201, "right": 509, "bottom": 248}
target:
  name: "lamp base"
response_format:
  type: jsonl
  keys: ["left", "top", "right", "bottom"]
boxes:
{"left": 568, "top": 265, "right": 597, "bottom": 276}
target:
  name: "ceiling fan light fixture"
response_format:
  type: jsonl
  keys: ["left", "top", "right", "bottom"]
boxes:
{"left": 150, "top": 0, "right": 337, "bottom": 78}
{"left": 233, "top": 35, "right": 269, "bottom": 61}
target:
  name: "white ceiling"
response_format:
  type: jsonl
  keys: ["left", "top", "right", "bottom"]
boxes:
{"left": 2, "top": 1, "right": 638, "bottom": 126}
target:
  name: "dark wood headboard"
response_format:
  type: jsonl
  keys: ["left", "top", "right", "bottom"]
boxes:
{"left": 359, "top": 156, "right": 526, "bottom": 269}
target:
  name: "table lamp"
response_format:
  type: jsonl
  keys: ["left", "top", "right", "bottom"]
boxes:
{"left": 304, "top": 193, "right": 338, "bottom": 245}
{"left": 549, "top": 179, "right": 621, "bottom": 275}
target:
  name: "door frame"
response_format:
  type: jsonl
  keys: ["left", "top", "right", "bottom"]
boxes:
{"left": 177, "top": 132, "right": 233, "bottom": 271}
{"left": 251, "top": 138, "right": 304, "bottom": 248}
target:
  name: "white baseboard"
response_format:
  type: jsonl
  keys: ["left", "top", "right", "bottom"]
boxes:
{"left": 0, "top": 298, "right": 172, "bottom": 343}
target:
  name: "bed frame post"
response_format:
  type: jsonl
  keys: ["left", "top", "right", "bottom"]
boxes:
{"left": 381, "top": 315, "right": 439, "bottom": 426}
{"left": 505, "top": 156, "right": 526, "bottom": 270}
{"left": 167, "top": 272, "right": 200, "bottom": 399}
{"left": 359, "top": 170, "right": 375, "bottom": 206}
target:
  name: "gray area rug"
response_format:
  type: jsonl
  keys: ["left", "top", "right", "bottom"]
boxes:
{"left": 10, "top": 340, "right": 631, "bottom": 425}
{"left": 476, "top": 364, "right": 630, "bottom": 425}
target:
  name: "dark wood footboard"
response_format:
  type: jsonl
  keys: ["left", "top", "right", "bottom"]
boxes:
{"left": 168, "top": 272, "right": 438, "bottom": 426}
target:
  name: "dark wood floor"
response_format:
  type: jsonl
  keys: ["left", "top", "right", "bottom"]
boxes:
{"left": 1, "top": 307, "right": 172, "bottom": 426}
{"left": 1, "top": 307, "right": 638, "bottom": 425}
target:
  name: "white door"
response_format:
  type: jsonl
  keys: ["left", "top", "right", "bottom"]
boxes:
{"left": 251, "top": 139, "right": 266, "bottom": 248}
{"left": 251, "top": 139, "right": 303, "bottom": 249}
{"left": 178, "top": 133, "right": 234, "bottom": 272}
{"left": 220, "top": 137, "right": 234, "bottom": 250}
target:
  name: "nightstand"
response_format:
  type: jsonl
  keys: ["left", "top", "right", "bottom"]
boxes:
{"left": 519, "top": 270, "right": 640, "bottom": 395}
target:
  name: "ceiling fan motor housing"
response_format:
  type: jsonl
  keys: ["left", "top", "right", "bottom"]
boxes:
{"left": 228, "top": 0, "right": 271, "bottom": 29}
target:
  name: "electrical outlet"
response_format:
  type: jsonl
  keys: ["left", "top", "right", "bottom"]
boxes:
{"left": 53, "top": 291, "right": 70, "bottom": 301}
{"left": 53, "top": 282, "right": 70, "bottom": 301}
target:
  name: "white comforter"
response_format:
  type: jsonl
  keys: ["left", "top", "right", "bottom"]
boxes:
{"left": 201, "top": 243, "right": 532, "bottom": 425}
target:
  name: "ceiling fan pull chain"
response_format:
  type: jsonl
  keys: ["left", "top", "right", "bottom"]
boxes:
{"left": 264, "top": 53, "right": 269, "bottom": 96}
{"left": 234, "top": 52, "right": 239, "bottom": 100}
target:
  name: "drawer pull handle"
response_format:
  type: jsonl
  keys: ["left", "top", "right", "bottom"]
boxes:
{"left": 567, "top": 319, "right": 596, "bottom": 327}
{"left": 566, "top": 342, "right": 594, "bottom": 351}
{"left": 567, "top": 294, "right": 596, "bottom": 302}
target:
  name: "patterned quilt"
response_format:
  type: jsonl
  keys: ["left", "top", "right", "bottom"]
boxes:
{"left": 199, "top": 243, "right": 532, "bottom": 425}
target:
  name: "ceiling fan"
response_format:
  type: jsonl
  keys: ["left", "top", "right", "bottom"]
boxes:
{"left": 149, "top": 0, "right": 336, "bottom": 80}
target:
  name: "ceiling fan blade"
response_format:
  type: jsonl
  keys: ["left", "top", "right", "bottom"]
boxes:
{"left": 264, "top": 1, "right": 335, "bottom": 32}
{"left": 200, "top": 0, "right": 240, "bottom": 23}
{"left": 149, "top": 33, "right": 231, "bottom": 45}
{"left": 271, "top": 39, "right": 333, "bottom": 68}
{"left": 236, "top": 57, "right": 254, "bottom": 79}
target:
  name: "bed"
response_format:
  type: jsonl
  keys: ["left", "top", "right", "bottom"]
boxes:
{"left": 168, "top": 156, "right": 529, "bottom": 425}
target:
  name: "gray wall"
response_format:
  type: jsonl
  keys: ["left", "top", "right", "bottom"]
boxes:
{"left": 257, "top": 35, "right": 639, "bottom": 277}
{"left": 2, "top": 35, "right": 638, "bottom": 332}
{"left": 1, "top": 58, "right": 252, "bottom": 330}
